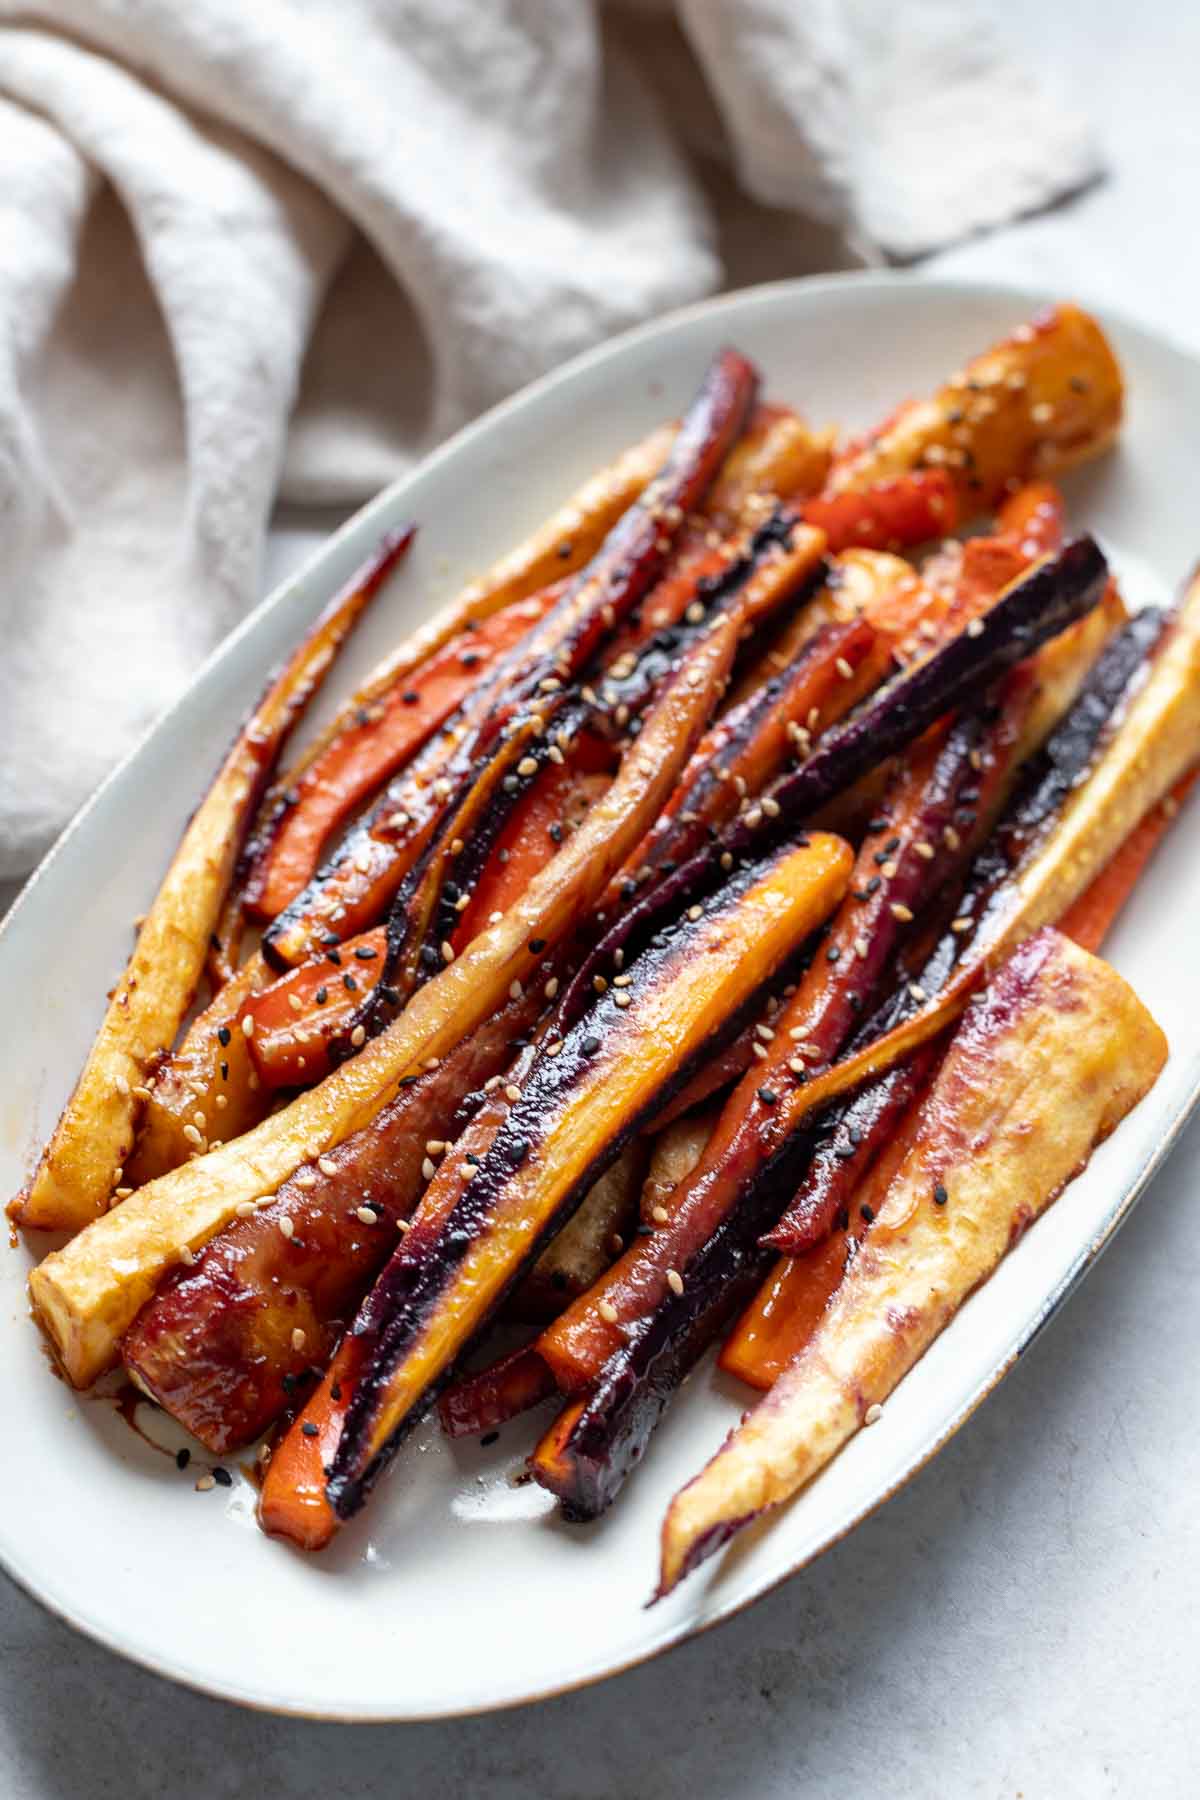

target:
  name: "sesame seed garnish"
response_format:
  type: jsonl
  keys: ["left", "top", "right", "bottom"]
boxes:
{"left": 113, "top": 1186, "right": 133, "bottom": 1199}
{"left": 544, "top": 977, "right": 560, "bottom": 999}
{"left": 890, "top": 902, "right": 914, "bottom": 922}
{"left": 421, "top": 1157, "right": 436, "bottom": 1181}
{"left": 614, "top": 991, "right": 631, "bottom": 1008}
{"left": 909, "top": 983, "right": 928, "bottom": 1003}
{"left": 426, "top": 1140, "right": 446, "bottom": 1157}
{"left": 581, "top": 1034, "right": 602, "bottom": 1056}
{"left": 951, "top": 916, "right": 973, "bottom": 933}
{"left": 517, "top": 756, "right": 538, "bottom": 778}
{"left": 241, "top": 1015, "right": 255, "bottom": 1038}
{"left": 720, "top": 851, "right": 733, "bottom": 870}
{"left": 593, "top": 975, "right": 608, "bottom": 994}
{"left": 350, "top": 1025, "right": 367, "bottom": 1048}
{"left": 279, "top": 1217, "right": 295, "bottom": 1240}
{"left": 235, "top": 1201, "right": 256, "bottom": 1218}
{"left": 758, "top": 1087, "right": 778, "bottom": 1106}
{"left": 761, "top": 796, "right": 781, "bottom": 819}
{"left": 788, "top": 1058, "right": 807, "bottom": 1077}
{"left": 356, "top": 1206, "right": 379, "bottom": 1225}
{"left": 291, "top": 1328, "right": 307, "bottom": 1352}
{"left": 756, "top": 1023, "right": 775, "bottom": 1041}
{"left": 687, "top": 904, "right": 703, "bottom": 921}
{"left": 966, "top": 619, "right": 984, "bottom": 639}
{"left": 914, "top": 841, "right": 934, "bottom": 861}
{"left": 835, "top": 656, "right": 855, "bottom": 680}
{"left": 751, "top": 1042, "right": 769, "bottom": 1060}
{"left": 450, "top": 837, "right": 464, "bottom": 855}
{"left": 943, "top": 825, "right": 961, "bottom": 850}
{"left": 864, "top": 1403, "right": 883, "bottom": 1426}
{"left": 178, "top": 1245, "right": 195, "bottom": 1266}
{"left": 651, "top": 1205, "right": 670, "bottom": 1226}
{"left": 613, "top": 973, "right": 632, "bottom": 988}
{"left": 880, "top": 859, "right": 899, "bottom": 879}
{"left": 295, "top": 1170, "right": 318, "bottom": 1189}
{"left": 745, "top": 806, "right": 764, "bottom": 829}
{"left": 509, "top": 979, "right": 524, "bottom": 1000}
{"left": 182, "top": 1123, "right": 204, "bottom": 1148}
{"left": 317, "top": 1156, "right": 338, "bottom": 1177}
{"left": 132, "top": 1084, "right": 153, "bottom": 1101}
{"left": 933, "top": 1183, "right": 948, "bottom": 1205}
{"left": 195, "top": 1474, "right": 215, "bottom": 1492}
{"left": 666, "top": 1269, "right": 684, "bottom": 1297}
{"left": 115, "top": 1073, "right": 130, "bottom": 1097}
{"left": 598, "top": 1299, "right": 619, "bottom": 1324}
{"left": 546, "top": 1039, "right": 563, "bottom": 1057}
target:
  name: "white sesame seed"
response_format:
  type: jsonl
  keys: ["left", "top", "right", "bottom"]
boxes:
{"left": 598, "top": 1300, "right": 619, "bottom": 1325}
{"left": 179, "top": 1245, "right": 195, "bottom": 1266}
{"left": 517, "top": 757, "right": 538, "bottom": 778}
{"left": 835, "top": 657, "right": 855, "bottom": 680}
{"left": 279, "top": 1217, "right": 295, "bottom": 1240}
{"left": 909, "top": 983, "right": 928, "bottom": 1003}
{"left": 761, "top": 796, "right": 781, "bottom": 819}
{"left": 505, "top": 1084, "right": 522, "bottom": 1103}
{"left": 666, "top": 1269, "right": 684, "bottom": 1297}
{"left": 295, "top": 1170, "right": 318, "bottom": 1189}
{"left": 287, "top": 993, "right": 304, "bottom": 1014}
{"left": 651, "top": 1205, "right": 670, "bottom": 1225}
{"left": 509, "top": 979, "right": 524, "bottom": 1000}
{"left": 113, "top": 1187, "right": 133, "bottom": 1200}
{"left": 687, "top": 904, "right": 703, "bottom": 921}
{"left": 182, "top": 1124, "right": 204, "bottom": 1148}
{"left": 966, "top": 619, "right": 984, "bottom": 639}
{"left": 485, "top": 1075, "right": 502, "bottom": 1092}
{"left": 241, "top": 1014, "right": 255, "bottom": 1038}
{"left": 864, "top": 1403, "right": 883, "bottom": 1425}
{"left": 132, "top": 1084, "right": 153, "bottom": 1101}
{"left": 614, "top": 992, "right": 631, "bottom": 1008}
{"left": 890, "top": 902, "right": 914, "bottom": 923}
{"left": 441, "top": 941, "right": 456, "bottom": 964}
{"left": 235, "top": 1201, "right": 256, "bottom": 1218}
{"left": 544, "top": 977, "right": 559, "bottom": 999}
{"left": 291, "top": 1328, "right": 307, "bottom": 1352}
{"left": 195, "top": 1474, "right": 215, "bottom": 1492}
{"left": 745, "top": 807, "right": 764, "bottom": 829}
{"left": 422, "top": 1158, "right": 436, "bottom": 1181}
{"left": 317, "top": 1156, "right": 338, "bottom": 1177}
{"left": 880, "top": 859, "right": 899, "bottom": 879}
{"left": 356, "top": 1206, "right": 378, "bottom": 1225}
{"left": 115, "top": 1074, "right": 130, "bottom": 1097}
{"left": 943, "top": 825, "right": 961, "bottom": 851}
{"left": 350, "top": 1025, "right": 367, "bottom": 1048}
{"left": 613, "top": 974, "right": 632, "bottom": 988}
{"left": 756, "top": 1023, "right": 775, "bottom": 1041}
{"left": 193, "top": 1110, "right": 206, "bottom": 1130}
{"left": 751, "top": 1043, "right": 769, "bottom": 1060}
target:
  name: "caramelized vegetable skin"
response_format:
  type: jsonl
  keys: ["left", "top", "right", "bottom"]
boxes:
{"left": 124, "top": 955, "right": 272, "bottom": 1186}
{"left": 244, "top": 587, "right": 560, "bottom": 922}
{"left": 320, "top": 835, "right": 852, "bottom": 1523}
{"left": 30, "top": 609, "right": 739, "bottom": 1388}
{"left": 123, "top": 987, "right": 544, "bottom": 1452}
{"left": 822, "top": 305, "right": 1123, "bottom": 514}
{"left": 264, "top": 349, "right": 760, "bottom": 970}
{"left": 13, "top": 534, "right": 393, "bottom": 1236}
{"left": 657, "top": 929, "right": 1165, "bottom": 1595}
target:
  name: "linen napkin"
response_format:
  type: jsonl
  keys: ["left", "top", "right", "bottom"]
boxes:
{"left": 0, "top": 0, "right": 1098, "bottom": 879}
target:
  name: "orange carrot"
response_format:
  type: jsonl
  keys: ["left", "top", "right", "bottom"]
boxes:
{"left": 258, "top": 1335, "right": 363, "bottom": 1551}
{"left": 801, "top": 470, "right": 958, "bottom": 552}
{"left": 244, "top": 928, "right": 386, "bottom": 1089}
{"left": 245, "top": 587, "right": 561, "bottom": 921}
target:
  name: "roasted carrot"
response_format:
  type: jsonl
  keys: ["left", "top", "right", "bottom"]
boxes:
{"left": 242, "top": 929, "right": 387, "bottom": 1089}
{"left": 451, "top": 764, "right": 612, "bottom": 949}
{"left": 801, "top": 470, "right": 958, "bottom": 552}
{"left": 437, "top": 1344, "right": 558, "bottom": 1440}
{"left": 13, "top": 535, "right": 391, "bottom": 1236}
{"left": 244, "top": 587, "right": 561, "bottom": 922}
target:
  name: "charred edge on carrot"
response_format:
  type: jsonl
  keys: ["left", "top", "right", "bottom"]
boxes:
{"left": 325, "top": 855, "right": 799, "bottom": 1520}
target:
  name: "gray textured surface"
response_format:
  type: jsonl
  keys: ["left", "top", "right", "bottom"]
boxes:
{"left": 5, "top": 4, "right": 1199, "bottom": 1795}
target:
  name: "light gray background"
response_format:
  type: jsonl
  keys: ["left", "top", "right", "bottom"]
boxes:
{"left": 4, "top": 5, "right": 1198, "bottom": 1796}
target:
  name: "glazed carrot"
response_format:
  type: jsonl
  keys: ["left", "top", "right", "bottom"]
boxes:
{"left": 245, "top": 588, "right": 561, "bottom": 922}
{"left": 719, "top": 1056, "right": 938, "bottom": 1389}
{"left": 243, "top": 929, "right": 387, "bottom": 1089}
{"left": 1059, "top": 769, "right": 1198, "bottom": 953}
{"left": 259, "top": 1333, "right": 363, "bottom": 1551}
{"left": 801, "top": 470, "right": 958, "bottom": 552}
{"left": 437, "top": 1344, "right": 557, "bottom": 1440}
{"left": 452, "top": 764, "right": 612, "bottom": 948}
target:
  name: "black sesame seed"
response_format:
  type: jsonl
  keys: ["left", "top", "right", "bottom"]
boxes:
{"left": 301, "top": 1422, "right": 319, "bottom": 1439}
{"left": 330, "top": 1383, "right": 342, "bottom": 1401}
{"left": 528, "top": 938, "right": 546, "bottom": 954}
{"left": 866, "top": 876, "right": 882, "bottom": 895}
{"left": 934, "top": 1183, "right": 948, "bottom": 1205}
{"left": 758, "top": 1087, "right": 778, "bottom": 1106}
{"left": 461, "top": 651, "right": 481, "bottom": 668}
{"left": 827, "top": 946, "right": 841, "bottom": 964}
{"left": 581, "top": 1034, "right": 602, "bottom": 1056}
{"left": 867, "top": 816, "right": 889, "bottom": 833}
{"left": 220, "top": 1060, "right": 229, "bottom": 1082}
{"left": 557, "top": 540, "right": 573, "bottom": 559}
{"left": 420, "top": 946, "right": 438, "bottom": 968}
{"left": 213, "top": 1466, "right": 233, "bottom": 1487}
{"left": 354, "top": 945, "right": 378, "bottom": 961}
{"left": 343, "top": 972, "right": 359, "bottom": 992}
{"left": 402, "top": 690, "right": 420, "bottom": 705}
{"left": 327, "top": 947, "right": 343, "bottom": 965}
{"left": 860, "top": 1203, "right": 875, "bottom": 1223}
{"left": 465, "top": 1152, "right": 480, "bottom": 1166}
{"left": 480, "top": 1431, "right": 499, "bottom": 1448}
{"left": 837, "top": 1208, "right": 851, "bottom": 1232}
{"left": 217, "top": 1025, "right": 231, "bottom": 1048}
{"left": 883, "top": 836, "right": 901, "bottom": 854}
{"left": 175, "top": 1447, "right": 191, "bottom": 1470}
{"left": 381, "top": 986, "right": 401, "bottom": 1007}
{"left": 315, "top": 987, "right": 328, "bottom": 1005}
{"left": 282, "top": 1372, "right": 297, "bottom": 1395}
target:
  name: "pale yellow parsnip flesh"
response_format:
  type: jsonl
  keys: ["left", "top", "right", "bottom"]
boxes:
{"left": 658, "top": 928, "right": 1166, "bottom": 1595}
{"left": 357, "top": 833, "right": 854, "bottom": 1468}
{"left": 30, "top": 618, "right": 741, "bottom": 1388}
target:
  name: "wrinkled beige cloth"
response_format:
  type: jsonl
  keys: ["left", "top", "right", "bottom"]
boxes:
{"left": 0, "top": 0, "right": 1098, "bottom": 877}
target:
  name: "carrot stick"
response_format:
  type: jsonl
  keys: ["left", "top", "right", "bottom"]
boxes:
{"left": 245, "top": 588, "right": 562, "bottom": 921}
{"left": 801, "top": 470, "right": 958, "bottom": 552}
